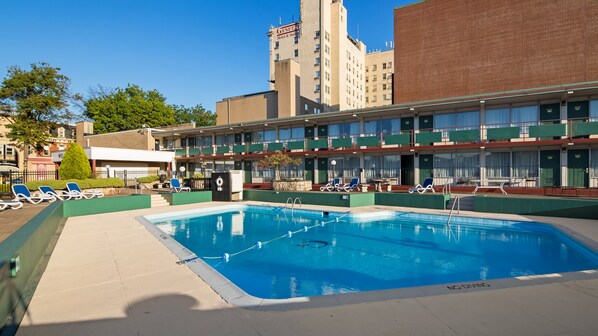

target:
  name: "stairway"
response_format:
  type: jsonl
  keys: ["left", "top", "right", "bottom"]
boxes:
{"left": 447, "top": 195, "right": 474, "bottom": 211}
{"left": 151, "top": 194, "right": 170, "bottom": 208}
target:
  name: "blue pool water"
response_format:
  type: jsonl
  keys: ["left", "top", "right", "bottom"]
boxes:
{"left": 149, "top": 205, "right": 598, "bottom": 299}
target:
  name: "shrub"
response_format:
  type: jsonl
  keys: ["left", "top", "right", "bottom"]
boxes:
{"left": 59, "top": 143, "right": 92, "bottom": 180}
{"left": 137, "top": 175, "right": 159, "bottom": 183}
{"left": 24, "top": 178, "right": 124, "bottom": 191}
{"left": 192, "top": 173, "right": 205, "bottom": 178}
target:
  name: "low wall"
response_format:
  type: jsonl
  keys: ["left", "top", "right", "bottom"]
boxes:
{"left": 272, "top": 180, "right": 312, "bottom": 192}
{"left": 243, "top": 190, "right": 375, "bottom": 207}
{"left": 0, "top": 202, "right": 66, "bottom": 335}
{"left": 62, "top": 195, "right": 151, "bottom": 217}
{"left": 474, "top": 196, "right": 598, "bottom": 219}
{"left": 375, "top": 193, "right": 451, "bottom": 210}
{"left": 161, "top": 191, "right": 212, "bottom": 206}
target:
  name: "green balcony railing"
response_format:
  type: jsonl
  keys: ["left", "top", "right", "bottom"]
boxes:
{"left": 188, "top": 148, "right": 200, "bottom": 156}
{"left": 331, "top": 137, "right": 353, "bottom": 149}
{"left": 384, "top": 134, "right": 410, "bottom": 146}
{"left": 449, "top": 129, "right": 480, "bottom": 142}
{"left": 201, "top": 146, "right": 214, "bottom": 155}
{"left": 248, "top": 143, "right": 264, "bottom": 153}
{"left": 233, "top": 144, "right": 246, "bottom": 154}
{"left": 216, "top": 145, "right": 230, "bottom": 154}
{"left": 175, "top": 148, "right": 186, "bottom": 157}
{"left": 287, "top": 140, "right": 305, "bottom": 150}
{"left": 571, "top": 121, "right": 598, "bottom": 137}
{"left": 416, "top": 131, "right": 442, "bottom": 144}
{"left": 529, "top": 124, "right": 567, "bottom": 138}
{"left": 487, "top": 127, "right": 520, "bottom": 140}
{"left": 308, "top": 139, "right": 328, "bottom": 150}
{"left": 357, "top": 136, "right": 380, "bottom": 147}
{"left": 267, "top": 142, "right": 284, "bottom": 152}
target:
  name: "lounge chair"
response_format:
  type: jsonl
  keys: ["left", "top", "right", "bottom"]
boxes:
{"left": 170, "top": 178, "right": 191, "bottom": 193}
{"left": 12, "top": 184, "right": 55, "bottom": 204}
{"left": 320, "top": 178, "right": 342, "bottom": 191}
{"left": 408, "top": 177, "right": 435, "bottom": 194}
{"left": 39, "top": 186, "right": 83, "bottom": 200}
{"left": 0, "top": 200, "right": 24, "bottom": 210}
{"left": 66, "top": 182, "right": 105, "bottom": 199}
{"left": 340, "top": 177, "right": 360, "bottom": 192}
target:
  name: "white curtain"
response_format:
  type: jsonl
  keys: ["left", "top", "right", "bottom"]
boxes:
{"left": 486, "top": 152, "right": 510, "bottom": 178}
{"left": 512, "top": 151, "right": 538, "bottom": 178}
{"left": 486, "top": 108, "right": 510, "bottom": 128}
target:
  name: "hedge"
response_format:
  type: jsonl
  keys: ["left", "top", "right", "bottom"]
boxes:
{"left": 24, "top": 178, "right": 125, "bottom": 191}
{"left": 137, "top": 175, "right": 159, "bottom": 183}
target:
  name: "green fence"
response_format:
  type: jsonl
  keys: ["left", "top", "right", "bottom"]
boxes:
{"left": 161, "top": 191, "right": 212, "bottom": 206}
{"left": 375, "top": 193, "right": 450, "bottom": 210}
{"left": 474, "top": 196, "right": 598, "bottom": 219}
{"left": 244, "top": 190, "right": 375, "bottom": 207}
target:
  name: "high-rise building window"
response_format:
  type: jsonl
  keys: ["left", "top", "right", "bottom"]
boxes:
{"left": 382, "top": 84, "right": 387, "bottom": 90}
{"left": 325, "top": 31, "right": 330, "bottom": 41}
{"left": 275, "top": 54, "right": 280, "bottom": 61}
{"left": 388, "top": 62, "right": 392, "bottom": 68}
{"left": 315, "top": 57, "right": 321, "bottom": 65}
{"left": 274, "top": 41, "right": 279, "bottom": 49}
{"left": 372, "top": 65, "right": 377, "bottom": 71}
{"left": 294, "top": 49, "right": 299, "bottom": 57}
{"left": 365, "top": 66, "right": 369, "bottom": 73}
{"left": 315, "top": 84, "right": 321, "bottom": 92}
{"left": 315, "top": 71, "right": 321, "bottom": 78}
{"left": 383, "top": 63, "right": 387, "bottom": 70}
{"left": 372, "top": 75, "right": 377, "bottom": 82}
{"left": 294, "top": 35, "right": 299, "bottom": 44}
{"left": 315, "top": 44, "right": 321, "bottom": 51}
{"left": 383, "top": 73, "right": 387, "bottom": 80}
{"left": 315, "top": 30, "right": 321, "bottom": 38}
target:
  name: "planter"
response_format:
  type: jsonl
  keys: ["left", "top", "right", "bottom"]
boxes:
{"left": 272, "top": 180, "right": 312, "bottom": 192}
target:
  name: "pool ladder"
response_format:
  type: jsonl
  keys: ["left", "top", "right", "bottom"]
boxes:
{"left": 284, "top": 197, "right": 302, "bottom": 214}
{"left": 446, "top": 195, "right": 460, "bottom": 241}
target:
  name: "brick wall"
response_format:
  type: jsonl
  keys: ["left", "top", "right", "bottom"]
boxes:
{"left": 393, "top": 0, "right": 598, "bottom": 103}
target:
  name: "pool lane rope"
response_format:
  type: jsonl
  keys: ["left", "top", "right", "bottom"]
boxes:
{"left": 176, "top": 211, "right": 351, "bottom": 265}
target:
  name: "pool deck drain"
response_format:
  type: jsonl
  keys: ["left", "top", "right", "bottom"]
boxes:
{"left": 16, "top": 201, "right": 598, "bottom": 336}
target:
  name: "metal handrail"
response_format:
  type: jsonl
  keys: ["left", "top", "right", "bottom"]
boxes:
{"left": 446, "top": 195, "right": 460, "bottom": 242}
{"left": 293, "top": 197, "right": 302, "bottom": 209}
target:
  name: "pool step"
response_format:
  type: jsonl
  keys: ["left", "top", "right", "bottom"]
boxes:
{"left": 448, "top": 196, "right": 474, "bottom": 211}
{"left": 151, "top": 194, "right": 170, "bottom": 208}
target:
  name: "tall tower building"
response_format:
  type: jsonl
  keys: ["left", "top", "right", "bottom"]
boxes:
{"left": 267, "top": 0, "right": 366, "bottom": 112}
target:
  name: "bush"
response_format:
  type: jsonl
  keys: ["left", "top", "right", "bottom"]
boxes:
{"left": 137, "top": 175, "right": 159, "bottom": 183}
{"left": 192, "top": 173, "right": 205, "bottom": 178}
{"left": 24, "top": 178, "right": 124, "bottom": 191}
{"left": 59, "top": 143, "right": 92, "bottom": 180}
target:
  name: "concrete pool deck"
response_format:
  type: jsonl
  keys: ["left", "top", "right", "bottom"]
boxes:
{"left": 16, "top": 201, "right": 598, "bottom": 336}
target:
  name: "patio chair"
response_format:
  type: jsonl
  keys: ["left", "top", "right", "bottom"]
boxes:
{"left": 39, "top": 186, "right": 83, "bottom": 201}
{"left": 340, "top": 177, "right": 360, "bottom": 192}
{"left": 12, "top": 184, "right": 56, "bottom": 204}
{"left": 170, "top": 178, "right": 191, "bottom": 193}
{"left": 66, "top": 182, "right": 105, "bottom": 199}
{"left": 320, "top": 178, "right": 342, "bottom": 191}
{"left": 0, "top": 199, "right": 24, "bottom": 210}
{"left": 408, "top": 177, "right": 435, "bottom": 194}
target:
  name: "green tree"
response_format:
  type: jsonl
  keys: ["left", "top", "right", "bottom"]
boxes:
{"left": 171, "top": 104, "right": 216, "bottom": 126}
{"left": 83, "top": 84, "right": 176, "bottom": 134}
{"left": 59, "top": 142, "right": 91, "bottom": 180}
{"left": 257, "top": 151, "right": 301, "bottom": 181}
{"left": 0, "top": 62, "right": 78, "bottom": 160}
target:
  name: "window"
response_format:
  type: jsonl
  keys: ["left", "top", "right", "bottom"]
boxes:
{"left": 383, "top": 63, "right": 387, "bottom": 70}
{"left": 365, "top": 76, "right": 369, "bottom": 83}
{"left": 486, "top": 152, "right": 510, "bottom": 178}
{"left": 372, "top": 75, "right": 377, "bottom": 82}
{"left": 365, "top": 66, "right": 369, "bottom": 73}
{"left": 486, "top": 107, "right": 510, "bottom": 128}
{"left": 329, "top": 122, "right": 360, "bottom": 138}
{"left": 383, "top": 94, "right": 388, "bottom": 101}
{"left": 315, "top": 70, "right": 320, "bottom": 78}
{"left": 325, "top": 45, "right": 330, "bottom": 54}
{"left": 388, "top": 62, "right": 392, "bottom": 68}
{"left": 372, "top": 65, "right": 377, "bottom": 71}
{"left": 315, "top": 84, "right": 321, "bottom": 92}
{"left": 382, "top": 84, "right": 387, "bottom": 90}
{"left": 215, "top": 134, "right": 235, "bottom": 145}
{"left": 275, "top": 53, "right": 280, "bottom": 61}
{"left": 434, "top": 111, "right": 480, "bottom": 135}
{"left": 57, "top": 127, "right": 65, "bottom": 138}
{"left": 325, "top": 31, "right": 330, "bottom": 41}
{"left": 294, "top": 49, "right": 299, "bottom": 57}
{"left": 372, "top": 85, "right": 377, "bottom": 92}
{"left": 305, "top": 103, "right": 309, "bottom": 111}
{"left": 511, "top": 105, "right": 538, "bottom": 134}
{"left": 274, "top": 41, "right": 279, "bottom": 49}
{"left": 433, "top": 153, "right": 480, "bottom": 180}
{"left": 513, "top": 151, "right": 538, "bottom": 178}
{"left": 315, "top": 57, "right": 320, "bottom": 65}
{"left": 294, "top": 35, "right": 299, "bottom": 44}
{"left": 325, "top": 72, "right": 330, "bottom": 80}
{"left": 591, "top": 100, "right": 598, "bottom": 121}
{"left": 365, "top": 97, "right": 369, "bottom": 103}
{"left": 315, "top": 44, "right": 320, "bottom": 51}
{"left": 365, "top": 86, "right": 369, "bottom": 93}
{"left": 315, "top": 30, "right": 320, "bottom": 38}
{"left": 372, "top": 95, "right": 377, "bottom": 102}
{"left": 591, "top": 149, "right": 598, "bottom": 178}
{"left": 383, "top": 73, "right": 387, "bottom": 80}
{"left": 6, "top": 146, "right": 14, "bottom": 156}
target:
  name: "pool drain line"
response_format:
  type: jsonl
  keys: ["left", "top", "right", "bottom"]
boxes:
{"left": 176, "top": 211, "right": 351, "bottom": 265}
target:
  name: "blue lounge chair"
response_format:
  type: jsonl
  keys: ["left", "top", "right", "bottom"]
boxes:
{"left": 408, "top": 177, "right": 435, "bottom": 194}
{"left": 39, "top": 186, "right": 82, "bottom": 200}
{"left": 12, "top": 184, "right": 55, "bottom": 204}
{"left": 340, "top": 177, "right": 360, "bottom": 192}
{"left": 66, "top": 182, "right": 105, "bottom": 199}
{"left": 320, "top": 178, "right": 342, "bottom": 191}
{"left": 170, "top": 178, "right": 191, "bottom": 193}
{"left": 0, "top": 199, "right": 23, "bottom": 210}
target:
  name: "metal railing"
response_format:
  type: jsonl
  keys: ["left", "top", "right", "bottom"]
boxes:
{"left": 0, "top": 170, "right": 60, "bottom": 198}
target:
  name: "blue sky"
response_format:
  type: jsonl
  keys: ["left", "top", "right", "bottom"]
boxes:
{"left": 0, "top": 0, "right": 413, "bottom": 113}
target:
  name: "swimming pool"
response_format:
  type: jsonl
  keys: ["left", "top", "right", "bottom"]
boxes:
{"left": 144, "top": 205, "right": 598, "bottom": 300}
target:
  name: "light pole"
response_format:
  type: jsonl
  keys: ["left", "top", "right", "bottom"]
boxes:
{"left": 371, "top": 163, "right": 376, "bottom": 180}
{"left": 105, "top": 164, "right": 111, "bottom": 178}
{"left": 330, "top": 160, "right": 337, "bottom": 179}
{"left": 179, "top": 165, "right": 186, "bottom": 178}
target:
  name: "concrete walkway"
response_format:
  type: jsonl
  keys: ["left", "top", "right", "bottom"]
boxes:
{"left": 16, "top": 202, "right": 598, "bottom": 336}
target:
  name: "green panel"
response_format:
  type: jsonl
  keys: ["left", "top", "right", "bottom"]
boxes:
{"left": 384, "top": 134, "right": 410, "bottom": 145}
{"left": 375, "top": 193, "right": 450, "bottom": 210}
{"left": 331, "top": 137, "right": 353, "bottom": 148}
{"left": 201, "top": 146, "right": 214, "bottom": 155}
{"left": 216, "top": 145, "right": 230, "bottom": 154}
{"left": 287, "top": 140, "right": 304, "bottom": 150}
{"left": 317, "top": 125, "right": 328, "bottom": 137}
{"left": 317, "top": 157, "right": 328, "bottom": 184}
{"left": 540, "top": 103, "right": 560, "bottom": 121}
{"left": 243, "top": 132, "right": 252, "bottom": 143}
{"left": 162, "top": 191, "right": 212, "bottom": 205}
{"left": 304, "top": 126, "right": 315, "bottom": 139}
{"left": 0, "top": 202, "right": 66, "bottom": 332}
{"left": 572, "top": 121, "right": 598, "bottom": 136}
{"left": 540, "top": 150, "right": 560, "bottom": 187}
{"left": 267, "top": 142, "right": 284, "bottom": 152}
{"left": 234, "top": 161, "right": 242, "bottom": 170}
{"left": 419, "top": 115, "right": 434, "bottom": 130}
{"left": 243, "top": 161, "right": 252, "bottom": 183}
{"left": 419, "top": 154, "right": 433, "bottom": 184}
{"left": 249, "top": 143, "right": 264, "bottom": 153}
{"left": 175, "top": 148, "right": 186, "bottom": 157}
{"left": 233, "top": 144, "right": 246, "bottom": 154}
{"left": 449, "top": 129, "right": 479, "bottom": 142}
{"left": 234, "top": 133, "right": 243, "bottom": 144}
{"left": 308, "top": 139, "right": 328, "bottom": 150}
{"left": 529, "top": 124, "right": 567, "bottom": 137}
{"left": 474, "top": 196, "right": 598, "bottom": 220}
{"left": 401, "top": 117, "right": 414, "bottom": 131}
{"left": 567, "top": 149, "right": 589, "bottom": 188}
{"left": 188, "top": 148, "right": 200, "bottom": 156}
{"left": 62, "top": 195, "right": 151, "bottom": 217}
{"left": 357, "top": 136, "right": 380, "bottom": 147}
{"left": 567, "top": 101, "right": 589, "bottom": 119}
{"left": 415, "top": 131, "right": 442, "bottom": 144}
{"left": 304, "top": 158, "right": 314, "bottom": 183}
{"left": 487, "top": 127, "right": 520, "bottom": 140}
{"left": 243, "top": 190, "right": 375, "bottom": 208}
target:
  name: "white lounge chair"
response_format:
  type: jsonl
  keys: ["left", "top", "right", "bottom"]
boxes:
{"left": 340, "top": 177, "right": 360, "bottom": 192}
{"left": 170, "top": 178, "right": 191, "bottom": 193}
{"left": 66, "top": 182, "right": 105, "bottom": 199}
{"left": 12, "top": 184, "right": 55, "bottom": 204}
{"left": 0, "top": 200, "right": 24, "bottom": 210}
{"left": 39, "top": 186, "right": 83, "bottom": 200}
{"left": 320, "top": 178, "right": 342, "bottom": 191}
{"left": 408, "top": 177, "right": 435, "bottom": 194}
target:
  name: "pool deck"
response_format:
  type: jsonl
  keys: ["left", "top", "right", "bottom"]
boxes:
{"left": 16, "top": 201, "right": 598, "bottom": 336}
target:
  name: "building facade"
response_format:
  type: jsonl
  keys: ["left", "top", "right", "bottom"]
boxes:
{"left": 267, "top": 0, "right": 366, "bottom": 112}
{"left": 365, "top": 49, "right": 394, "bottom": 108}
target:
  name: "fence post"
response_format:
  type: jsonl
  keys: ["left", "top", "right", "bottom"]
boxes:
{"left": 124, "top": 170, "right": 128, "bottom": 187}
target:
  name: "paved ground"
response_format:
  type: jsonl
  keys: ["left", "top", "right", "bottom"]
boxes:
{"left": 0, "top": 202, "right": 49, "bottom": 243}
{"left": 14, "top": 201, "right": 598, "bottom": 336}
